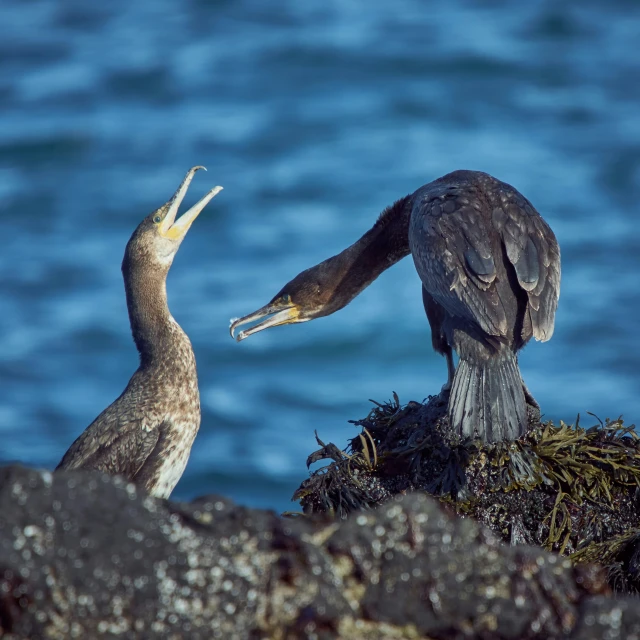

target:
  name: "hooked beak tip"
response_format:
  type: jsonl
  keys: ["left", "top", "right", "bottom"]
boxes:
{"left": 229, "top": 317, "right": 240, "bottom": 340}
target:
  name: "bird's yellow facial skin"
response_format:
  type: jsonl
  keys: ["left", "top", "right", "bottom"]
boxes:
{"left": 159, "top": 215, "right": 199, "bottom": 241}
{"left": 273, "top": 299, "right": 300, "bottom": 324}
{"left": 153, "top": 166, "right": 222, "bottom": 243}
{"left": 229, "top": 298, "right": 304, "bottom": 341}
{"left": 255, "top": 299, "right": 302, "bottom": 327}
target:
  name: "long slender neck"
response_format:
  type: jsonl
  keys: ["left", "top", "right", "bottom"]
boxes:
{"left": 123, "top": 260, "right": 176, "bottom": 367}
{"left": 330, "top": 194, "right": 413, "bottom": 303}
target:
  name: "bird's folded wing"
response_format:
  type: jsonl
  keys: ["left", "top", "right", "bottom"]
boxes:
{"left": 417, "top": 189, "right": 560, "bottom": 342}
{"left": 56, "top": 420, "right": 160, "bottom": 480}
{"left": 492, "top": 190, "right": 561, "bottom": 341}
{"left": 417, "top": 196, "right": 508, "bottom": 338}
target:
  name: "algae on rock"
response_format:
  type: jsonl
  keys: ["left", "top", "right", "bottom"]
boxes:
{"left": 294, "top": 392, "right": 640, "bottom": 593}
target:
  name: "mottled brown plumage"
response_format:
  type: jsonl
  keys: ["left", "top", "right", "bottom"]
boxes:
{"left": 56, "top": 167, "right": 222, "bottom": 497}
{"left": 230, "top": 170, "right": 560, "bottom": 443}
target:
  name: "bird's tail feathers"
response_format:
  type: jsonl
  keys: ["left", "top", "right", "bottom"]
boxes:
{"left": 448, "top": 351, "right": 527, "bottom": 442}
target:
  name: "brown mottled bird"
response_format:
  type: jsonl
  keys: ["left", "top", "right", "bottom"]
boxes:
{"left": 56, "top": 167, "right": 222, "bottom": 497}
{"left": 230, "top": 171, "right": 560, "bottom": 442}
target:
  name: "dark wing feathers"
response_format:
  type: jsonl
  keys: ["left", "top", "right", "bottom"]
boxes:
{"left": 414, "top": 179, "right": 560, "bottom": 343}
{"left": 512, "top": 237, "right": 540, "bottom": 289}
{"left": 56, "top": 412, "right": 160, "bottom": 481}
{"left": 464, "top": 245, "right": 495, "bottom": 282}
{"left": 418, "top": 197, "right": 508, "bottom": 337}
{"left": 528, "top": 234, "right": 560, "bottom": 341}
{"left": 496, "top": 189, "right": 560, "bottom": 341}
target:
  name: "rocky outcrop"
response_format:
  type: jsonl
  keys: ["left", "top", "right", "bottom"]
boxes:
{"left": 0, "top": 465, "right": 638, "bottom": 639}
{"left": 296, "top": 394, "right": 640, "bottom": 595}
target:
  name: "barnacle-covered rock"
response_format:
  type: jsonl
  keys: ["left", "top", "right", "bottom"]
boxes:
{"left": 295, "top": 393, "right": 640, "bottom": 594}
{"left": 0, "top": 464, "right": 638, "bottom": 639}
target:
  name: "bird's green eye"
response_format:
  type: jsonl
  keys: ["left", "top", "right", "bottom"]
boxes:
{"left": 282, "top": 294, "right": 291, "bottom": 304}
{"left": 153, "top": 215, "right": 162, "bottom": 224}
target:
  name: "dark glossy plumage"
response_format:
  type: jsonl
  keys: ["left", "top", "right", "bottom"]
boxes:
{"left": 230, "top": 170, "right": 560, "bottom": 442}
{"left": 56, "top": 168, "right": 222, "bottom": 497}
{"left": 411, "top": 171, "right": 558, "bottom": 346}
{"left": 410, "top": 171, "right": 560, "bottom": 440}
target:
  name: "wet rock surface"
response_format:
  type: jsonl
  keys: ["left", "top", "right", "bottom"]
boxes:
{"left": 0, "top": 465, "right": 638, "bottom": 639}
{"left": 296, "top": 394, "right": 640, "bottom": 595}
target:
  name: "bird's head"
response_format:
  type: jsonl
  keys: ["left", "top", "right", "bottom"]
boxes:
{"left": 229, "top": 255, "right": 349, "bottom": 341}
{"left": 229, "top": 193, "right": 413, "bottom": 342}
{"left": 123, "top": 166, "right": 222, "bottom": 273}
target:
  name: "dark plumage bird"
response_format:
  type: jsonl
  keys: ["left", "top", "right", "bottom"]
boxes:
{"left": 230, "top": 170, "right": 560, "bottom": 442}
{"left": 56, "top": 167, "right": 222, "bottom": 497}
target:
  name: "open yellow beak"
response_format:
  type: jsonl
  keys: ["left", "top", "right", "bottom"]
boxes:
{"left": 159, "top": 166, "right": 223, "bottom": 240}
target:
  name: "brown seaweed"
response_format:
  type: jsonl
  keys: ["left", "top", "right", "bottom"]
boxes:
{"left": 293, "top": 392, "right": 640, "bottom": 594}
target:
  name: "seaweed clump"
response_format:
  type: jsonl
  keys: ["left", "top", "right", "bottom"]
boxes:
{"left": 293, "top": 392, "right": 640, "bottom": 593}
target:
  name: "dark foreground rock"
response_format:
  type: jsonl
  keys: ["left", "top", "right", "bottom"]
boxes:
{"left": 0, "top": 465, "right": 638, "bottom": 639}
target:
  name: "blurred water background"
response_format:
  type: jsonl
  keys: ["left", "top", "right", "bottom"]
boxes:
{"left": 1, "top": 0, "right": 639, "bottom": 512}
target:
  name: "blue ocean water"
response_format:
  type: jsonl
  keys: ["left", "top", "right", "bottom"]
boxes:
{"left": 1, "top": 0, "right": 639, "bottom": 512}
